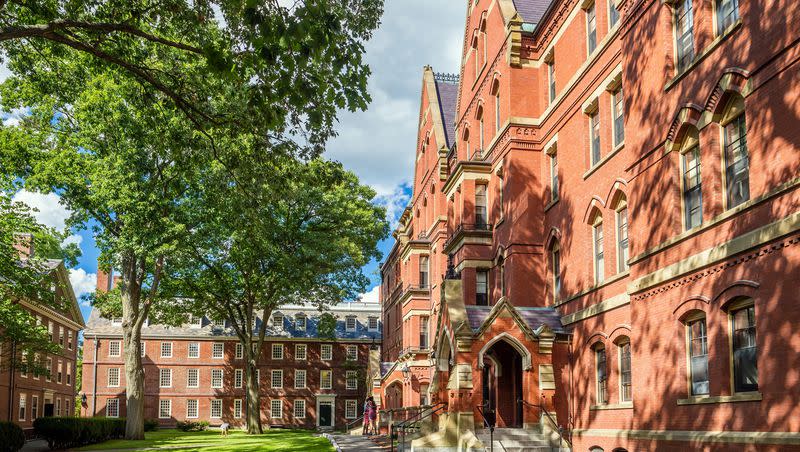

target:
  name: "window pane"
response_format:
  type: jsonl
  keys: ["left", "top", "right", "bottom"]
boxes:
{"left": 683, "top": 146, "right": 703, "bottom": 229}
{"left": 590, "top": 112, "right": 601, "bottom": 165}
{"left": 587, "top": 3, "right": 597, "bottom": 54}
{"left": 688, "top": 318, "right": 709, "bottom": 395}
{"left": 716, "top": 0, "right": 739, "bottom": 34}
{"left": 732, "top": 305, "right": 757, "bottom": 391}
{"left": 675, "top": 0, "right": 695, "bottom": 70}
{"left": 724, "top": 114, "right": 750, "bottom": 208}
{"left": 617, "top": 207, "right": 629, "bottom": 272}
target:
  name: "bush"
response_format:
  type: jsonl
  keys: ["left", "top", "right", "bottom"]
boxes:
{"left": 34, "top": 417, "right": 125, "bottom": 450}
{"left": 0, "top": 421, "right": 25, "bottom": 452}
{"left": 176, "top": 420, "right": 209, "bottom": 432}
{"left": 144, "top": 418, "right": 160, "bottom": 432}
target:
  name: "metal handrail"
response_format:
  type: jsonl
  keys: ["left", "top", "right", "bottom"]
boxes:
{"left": 443, "top": 222, "right": 494, "bottom": 250}
{"left": 390, "top": 402, "right": 447, "bottom": 452}
{"left": 346, "top": 414, "right": 365, "bottom": 432}
{"left": 518, "top": 398, "right": 570, "bottom": 448}
{"left": 475, "top": 401, "right": 495, "bottom": 452}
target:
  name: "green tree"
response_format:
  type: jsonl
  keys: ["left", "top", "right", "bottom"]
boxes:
{"left": 169, "top": 158, "right": 387, "bottom": 433}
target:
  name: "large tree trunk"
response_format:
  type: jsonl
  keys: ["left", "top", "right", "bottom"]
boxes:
{"left": 120, "top": 255, "right": 145, "bottom": 440}
{"left": 245, "top": 346, "right": 263, "bottom": 434}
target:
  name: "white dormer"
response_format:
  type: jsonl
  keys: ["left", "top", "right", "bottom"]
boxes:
{"left": 368, "top": 316, "right": 379, "bottom": 332}
{"left": 296, "top": 314, "right": 307, "bottom": 331}
{"left": 345, "top": 315, "right": 357, "bottom": 332}
{"left": 188, "top": 315, "right": 203, "bottom": 328}
{"left": 273, "top": 313, "right": 284, "bottom": 330}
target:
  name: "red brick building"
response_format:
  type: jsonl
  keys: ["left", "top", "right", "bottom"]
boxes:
{"left": 0, "top": 237, "right": 84, "bottom": 434}
{"left": 81, "top": 282, "right": 382, "bottom": 431}
{"left": 375, "top": 0, "right": 800, "bottom": 450}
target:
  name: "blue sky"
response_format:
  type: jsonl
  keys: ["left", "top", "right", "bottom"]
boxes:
{"left": 7, "top": 1, "right": 465, "bottom": 320}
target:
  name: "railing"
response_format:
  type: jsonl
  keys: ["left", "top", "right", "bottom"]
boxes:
{"left": 405, "top": 283, "right": 430, "bottom": 291}
{"left": 443, "top": 222, "right": 494, "bottom": 251}
{"left": 390, "top": 402, "right": 447, "bottom": 452}
{"left": 346, "top": 414, "right": 365, "bottom": 433}
{"left": 518, "top": 398, "right": 570, "bottom": 449}
{"left": 475, "top": 401, "right": 496, "bottom": 452}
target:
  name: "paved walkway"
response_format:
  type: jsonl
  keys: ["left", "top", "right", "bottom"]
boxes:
{"left": 20, "top": 440, "right": 50, "bottom": 452}
{"left": 330, "top": 434, "right": 391, "bottom": 451}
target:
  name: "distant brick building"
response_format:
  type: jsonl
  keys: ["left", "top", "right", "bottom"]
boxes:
{"left": 376, "top": 0, "right": 800, "bottom": 450}
{"left": 81, "top": 286, "right": 382, "bottom": 431}
{"left": 0, "top": 236, "right": 84, "bottom": 434}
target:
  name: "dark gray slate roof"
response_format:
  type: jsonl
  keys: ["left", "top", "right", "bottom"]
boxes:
{"left": 85, "top": 302, "right": 382, "bottom": 341}
{"left": 465, "top": 305, "right": 567, "bottom": 334}
{"left": 434, "top": 76, "right": 459, "bottom": 149}
{"left": 513, "top": 0, "right": 553, "bottom": 25}
{"left": 380, "top": 362, "right": 395, "bottom": 376}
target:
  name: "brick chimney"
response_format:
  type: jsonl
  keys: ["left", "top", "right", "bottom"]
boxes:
{"left": 96, "top": 269, "right": 114, "bottom": 293}
{"left": 13, "top": 233, "right": 34, "bottom": 259}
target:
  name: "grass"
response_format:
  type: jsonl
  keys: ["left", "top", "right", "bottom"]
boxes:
{"left": 75, "top": 428, "right": 335, "bottom": 451}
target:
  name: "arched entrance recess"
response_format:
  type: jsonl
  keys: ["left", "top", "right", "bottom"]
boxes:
{"left": 480, "top": 337, "right": 525, "bottom": 428}
{"left": 385, "top": 380, "right": 404, "bottom": 410}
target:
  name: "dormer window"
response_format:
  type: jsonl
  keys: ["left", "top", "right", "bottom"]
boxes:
{"left": 273, "top": 313, "right": 284, "bottom": 330}
{"left": 346, "top": 316, "right": 357, "bottom": 332}
{"left": 188, "top": 315, "right": 203, "bottom": 328}
{"left": 368, "top": 316, "right": 379, "bottom": 331}
{"left": 296, "top": 315, "right": 307, "bottom": 331}
{"left": 111, "top": 317, "right": 123, "bottom": 327}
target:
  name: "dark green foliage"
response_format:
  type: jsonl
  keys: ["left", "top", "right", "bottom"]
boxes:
{"left": 33, "top": 417, "right": 125, "bottom": 450}
{"left": 0, "top": 421, "right": 25, "bottom": 452}
{"left": 318, "top": 313, "right": 337, "bottom": 339}
{"left": 144, "top": 418, "right": 159, "bottom": 432}
{"left": 176, "top": 420, "right": 209, "bottom": 432}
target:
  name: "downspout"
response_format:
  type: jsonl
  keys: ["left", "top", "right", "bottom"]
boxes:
{"left": 91, "top": 336, "right": 99, "bottom": 416}
{"left": 8, "top": 340, "right": 16, "bottom": 422}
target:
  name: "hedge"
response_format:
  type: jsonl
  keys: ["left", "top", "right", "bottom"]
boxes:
{"left": 144, "top": 418, "right": 160, "bottom": 432}
{"left": 33, "top": 417, "right": 125, "bottom": 450}
{"left": 0, "top": 422, "right": 25, "bottom": 452}
{"left": 176, "top": 420, "right": 209, "bottom": 432}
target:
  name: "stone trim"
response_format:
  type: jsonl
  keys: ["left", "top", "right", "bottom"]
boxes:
{"left": 582, "top": 142, "right": 625, "bottom": 179}
{"left": 554, "top": 270, "right": 629, "bottom": 308}
{"left": 561, "top": 292, "right": 629, "bottom": 325}
{"left": 589, "top": 401, "right": 633, "bottom": 410}
{"left": 571, "top": 427, "right": 800, "bottom": 445}
{"left": 629, "top": 211, "right": 800, "bottom": 294}
{"left": 677, "top": 391, "right": 762, "bottom": 406}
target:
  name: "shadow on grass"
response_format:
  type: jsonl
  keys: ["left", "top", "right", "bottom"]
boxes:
{"left": 75, "top": 429, "right": 334, "bottom": 452}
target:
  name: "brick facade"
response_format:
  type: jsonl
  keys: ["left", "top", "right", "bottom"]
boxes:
{"left": 81, "top": 296, "right": 382, "bottom": 431}
{"left": 376, "top": 0, "right": 800, "bottom": 450}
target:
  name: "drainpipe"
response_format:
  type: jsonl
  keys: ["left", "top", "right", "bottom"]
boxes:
{"left": 91, "top": 337, "right": 99, "bottom": 416}
{"left": 7, "top": 340, "right": 16, "bottom": 422}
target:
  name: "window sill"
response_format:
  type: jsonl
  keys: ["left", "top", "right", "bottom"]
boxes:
{"left": 545, "top": 197, "right": 559, "bottom": 212}
{"left": 590, "top": 401, "right": 633, "bottom": 411}
{"left": 665, "top": 19, "right": 742, "bottom": 92}
{"left": 677, "top": 392, "right": 762, "bottom": 406}
{"left": 583, "top": 143, "right": 624, "bottom": 180}
{"left": 553, "top": 270, "right": 630, "bottom": 308}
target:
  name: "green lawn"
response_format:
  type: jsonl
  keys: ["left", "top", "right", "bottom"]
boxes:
{"left": 75, "top": 428, "right": 335, "bottom": 451}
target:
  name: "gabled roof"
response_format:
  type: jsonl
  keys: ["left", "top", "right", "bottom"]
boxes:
{"left": 17, "top": 259, "right": 86, "bottom": 329}
{"left": 465, "top": 304, "right": 567, "bottom": 335}
{"left": 433, "top": 74, "right": 459, "bottom": 149}
{"left": 512, "top": 0, "right": 553, "bottom": 26}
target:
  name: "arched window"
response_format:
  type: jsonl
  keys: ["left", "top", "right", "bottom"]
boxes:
{"left": 590, "top": 448, "right": 605, "bottom": 452}
{"left": 679, "top": 126, "right": 702, "bottom": 230}
{"left": 550, "top": 241, "right": 561, "bottom": 302}
{"left": 463, "top": 128, "right": 471, "bottom": 160}
{"left": 614, "top": 194, "right": 629, "bottom": 273}
{"left": 685, "top": 311, "right": 709, "bottom": 395}
{"left": 591, "top": 212, "right": 605, "bottom": 284}
{"left": 719, "top": 94, "right": 749, "bottom": 209}
{"left": 616, "top": 337, "right": 632, "bottom": 402}
{"left": 727, "top": 298, "right": 758, "bottom": 392}
{"left": 594, "top": 343, "right": 608, "bottom": 404}
{"left": 492, "top": 79, "right": 501, "bottom": 133}
{"left": 477, "top": 106, "right": 485, "bottom": 154}
{"left": 612, "top": 448, "right": 628, "bottom": 452}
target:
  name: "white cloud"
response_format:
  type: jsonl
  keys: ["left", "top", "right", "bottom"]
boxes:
{"left": 12, "top": 190, "right": 72, "bottom": 231}
{"left": 375, "top": 183, "right": 412, "bottom": 230}
{"left": 69, "top": 268, "right": 97, "bottom": 306}
{"left": 2, "top": 106, "right": 30, "bottom": 127}
{"left": 358, "top": 285, "right": 380, "bottom": 304}
{"left": 327, "top": 0, "right": 464, "bottom": 196}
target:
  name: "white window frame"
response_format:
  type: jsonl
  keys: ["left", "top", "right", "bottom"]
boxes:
{"left": 345, "top": 399, "right": 358, "bottom": 419}
{"left": 160, "top": 368, "right": 172, "bottom": 388}
{"left": 108, "top": 340, "right": 121, "bottom": 357}
{"left": 235, "top": 343, "right": 243, "bottom": 359}
{"left": 346, "top": 370, "right": 358, "bottom": 390}
{"left": 212, "top": 342, "right": 224, "bottom": 359}
{"left": 295, "top": 344, "right": 307, "bottom": 361}
{"left": 108, "top": 367, "right": 121, "bottom": 387}
{"left": 210, "top": 399, "right": 222, "bottom": 419}
{"left": 161, "top": 342, "right": 173, "bottom": 358}
{"left": 234, "top": 369, "right": 243, "bottom": 388}
{"left": 271, "top": 369, "right": 283, "bottom": 389}
{"left": 296, "top": 315, "right": 306, "bottom": 331}
{"left": 270, "top": 399, "right": 282, "bottom": 419}
{"left": 321, "top": 344, "right": 333, "bottom": 361}
{"left": 106, "top": 398, "right": 119, "bottom": 418}
{"left": 346, "top": 345, "right": 358, "bottom": 361}
{"left": 293, "top": 399, "right": 306, "bottom": 419}
{"left": 187, "top": 368, "right": 199, "bottom": 388}
{"left": 186, "top": 399, "right": 199, "bottom": 418}
{"left": 234, "top": 399, "right": 243, "bottom": 418}
{"left": 345, "top": 316, "right": 357, "bottom": 332}
{"left": 272, "top": 343, "right": 284, "bottom": 360}
{"left": 295, "top": 369, "right": 307, "bottom": 389}
{"left": 321, "top": 370, "right": 333, "bottom": 390}
{"left": 140, "top": 341, "right": 146, "bottom": 358}
{"left": 368, "top": 316, "right": 378, "bottom": 331}
{"left": 159, "top": 399, "right": 171, "bottom": 419}
{"left": 211, "top": 369, "right": 223, "bottom": 389}
{"left": 188, "top": 342, "right": 200, "bottom": 359}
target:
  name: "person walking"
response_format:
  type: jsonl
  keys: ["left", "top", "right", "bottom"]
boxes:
{"left": 362, "top": 397, "right": 373, "bottom": 435}
{"left": 368, "top": 396, "right": 378, "bottom": 436}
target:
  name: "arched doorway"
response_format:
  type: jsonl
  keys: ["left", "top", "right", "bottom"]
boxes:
{"left": 385, "top": 381, "right": 403, "bottom": 410}
{"left": 481, "top": 339, "right": 524, "bottom": 428}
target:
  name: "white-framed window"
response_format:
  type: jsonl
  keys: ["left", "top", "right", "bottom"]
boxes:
{"left": 675, "top": 0, "right": 695, "bottom": 71}
{"left": 295, "top": 369, "right": 307, "bottom": 389}
{"left": 420, "top": 317, "right": 429, "bottom": 349}
{"left": 188, "top": 342, "right": 200, "bottom": 358}
{"left": 140, "top": 341, "right": 146, "bottom": 358}
{"left": 55, "top": 398, "right": 62, "bottom": 417}
{"left": 45, "top": 358, "right": 52, "bottom": 382}
{"left": 48, "top": 321, "right": 53, "bottom": 341}
{"left": 211, "top": 369, "right": 223, "bottom": 389}
{"left": 32, "top": 353, "right": 39, "bottom": 380}
{"left": 616, "top": 204, "right": 630, "bottom": 273}
{"left": 295, "top": 315, "right": 306, "bottom": 331}
{"left": 108, "top": 340, "right": 121, "bottom": 357}
{"left": 273, "top": 313, "right": 284, "bottom": 330}
{"left": 345, "top": 316, "right": 357, "bottom": 332}
{"left": 272, "top": 343, "right": 284, "bottom": 360}
{"left": 295, "top": 344, "right": 307, "bottom": 361}
{"left": 67, "top": 331, "right": 74, "bottom": 350}
{"left": 593, "top": 218, "right": 605, "bottom": 284}
{"left": 234, "top": 369, "right": 243, "bottom": 388}
{"left": 18, "top": 394, "right": 26, "bottom": 421}
{"left": 187, "top": 369, "right": 199, "bottom": 388}
{"left": 161, "top": 342, "right": 173, "bottom": 358}
{"left": 346, "top": 370, "right": 358, "bottom": 390}
{"left": 547, "top": 59, "right": 556, "bottom": 103}
{"left": 234, "top": 399, "right": 243, "bottom": 418}
{"left": 346, "top": 345, "right": 358, "bottom": 361}
{"left": 612, "top": 84, "right": 625, "bottom": 146}
{"left": 321, "top": 344, "right": 333, "bottom": 361}
{"left": 270, "top": 399, "right": 282, "bottom": 419}
{"left": 212, "top": 343, "right": 224, "bottom": 359}
{"left": 159, "top": 399, "right": 171, "bottom": 419}
{"left": 186, "top": 399, "right": 198, "bottom": 418}
{"left": 110, "top": 317, "right": 123, "bottom": 326}
{"left": 20, "top": 352, "right": 27, "bottom": 378}
{"left": 618, "top": 340, "right": 632, "bottom": 402}
{"left": 189, "top": 315, "right": 203, "bottom": 328}
{"left": 57, "top": 361, "right": 63, "bottom": 383}
{"left": 108, "top": 368, "right": 121, "bottom": 387}
{"left": 368, "top": 316, "right": 378, "bottom": 331}
{"left": 160, "top": 368, "right": 172, "bottom": 388}
{"left": 476, "top": 269, "right": 488, "bottom": 306}
{"left": 595, "top": 345, "right": 608, "bottom": 404}
{"left": 58, "top": 326, "right": 64, "bottom": 346}
{"left": 586, "top": 1, "right": 597, "bottom": 54}
{"left": 609, "top": 0, "right": 620, "bottom": 28}
{"left": 271, "top": 369, "right": 283, "bottom": 389}
{"left": 106, "top": 398, "right": 119, "bottom": 418}
{"left": 67, "top": 362, "right": 72, "bottom": 385}
{"left": 589, "top": 108, "right": 601, "bottom": 165}
{"left": 345, "top": 399, "right": 358, "bottom": 419}
{"left": 682, "top": 141, "right": 703, "bottom": 230}
{"left": 210, "top": 399, "right": 222, "bottom": 418}
{"left": 549, "top": 150, "right": 558, "bottom": 201}
{"left": 475, "top": 183, "right": 487, "bottom": 226}
{"left": 235, "top": 343, "right": 243, "bottom": 359}
{"left": 321, "top": 370, "right": 332, "bottom": 390}
{"left": 32, "top": 396, "right": 38, "bottom": 419}
{"left": 293, "top": 399, "right": 306, "bottom": 419}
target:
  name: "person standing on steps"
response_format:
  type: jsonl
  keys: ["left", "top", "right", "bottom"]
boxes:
{"left": 362, "top": 396, "right": 373, "bottom": 435}
{"left": 368, "top": 396, "right": 378, "bottom": 436}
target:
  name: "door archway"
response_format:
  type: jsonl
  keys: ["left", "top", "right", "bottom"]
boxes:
{"left": 481, "top": 338, "right": 524, "bottom": 428}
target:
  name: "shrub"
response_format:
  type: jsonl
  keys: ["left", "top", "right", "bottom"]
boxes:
{"left": 144, "top": 418, "right": 160, "bottom": 432}
{"left": 0, "top": 422, "right": 25, "bottom": 452}
{"left": 34, "top": 417, "right": 125, "bottom": 450}
{"left": 176, "top": 420, "right": 209, "bottom": 432}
